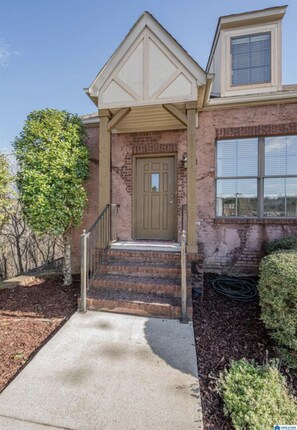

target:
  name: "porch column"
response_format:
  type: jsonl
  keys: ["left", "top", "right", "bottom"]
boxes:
{"left": 186, "top": 102, "right": 198, "bottom": 253}
{"left": 98, "top": 109, "right": 111, "bottom": 213}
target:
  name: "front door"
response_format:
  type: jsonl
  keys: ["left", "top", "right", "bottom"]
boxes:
{"left": 135, "top": 156, "right": 176, "bottom": 240}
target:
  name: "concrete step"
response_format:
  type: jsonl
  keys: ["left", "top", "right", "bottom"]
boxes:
{"left": 91, "top": 273, "right": 193, "bottom": 297}
{"left": 84, "top": 287, "right": 193, "bottom": 319}
{"left": 98, "top": 260, "right": 191, "bottom": 278}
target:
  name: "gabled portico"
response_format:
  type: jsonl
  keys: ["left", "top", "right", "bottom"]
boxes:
{"left": 85, "top": 11, "right": 206, "bottom": 252}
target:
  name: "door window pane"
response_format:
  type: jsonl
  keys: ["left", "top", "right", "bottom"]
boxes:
{"left": 216, "top": 179, "right": 257, "bottom": 217}
{"left": 151, "top": 173, "right": 159, "bottom": 192}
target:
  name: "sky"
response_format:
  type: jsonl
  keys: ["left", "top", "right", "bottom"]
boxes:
{"left": 0, "top": 0, "right": 296, "bottom": 154}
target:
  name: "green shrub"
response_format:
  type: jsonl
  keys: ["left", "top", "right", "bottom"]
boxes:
{"left": 258, "top": 251, "right": 297, "bottom": 368}
{"left": 219, "top": 359, "right": 297, "bottom": 430}
{"left": 266, "top": 236, "right": 297, "bottom": 254}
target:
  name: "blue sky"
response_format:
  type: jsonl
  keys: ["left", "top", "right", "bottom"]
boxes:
{"left": 0, "top": 0, "right": 296, "bottom": 154}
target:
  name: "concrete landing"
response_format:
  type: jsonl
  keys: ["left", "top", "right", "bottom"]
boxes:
{"left": 0, "top": 311, "right": 203, "bottom": 430}
{"left": 111, "top": 240, "right": 181, "bottom": 252}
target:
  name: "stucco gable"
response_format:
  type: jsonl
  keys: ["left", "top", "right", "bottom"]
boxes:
{"left": 85, "top": 12, "right": 206, "bottom": 109}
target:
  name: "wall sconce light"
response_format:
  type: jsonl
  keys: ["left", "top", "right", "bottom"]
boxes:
{"left": 181, "top": 154, "right": 188, "bottom": 169}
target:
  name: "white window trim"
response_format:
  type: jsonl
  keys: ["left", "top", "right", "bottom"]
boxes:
{"left": 220, "top": 22, "right": 282, "bottom": 97}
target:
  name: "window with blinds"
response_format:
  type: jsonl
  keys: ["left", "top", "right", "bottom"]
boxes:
{"left": 216, "top": 138, "right": 258, "bottom": 217}
{"left": 216, "top": 136, "right": 297, "bottom": 218}
{"left": 231, "top": 32, "right": 271, "bottom": 86}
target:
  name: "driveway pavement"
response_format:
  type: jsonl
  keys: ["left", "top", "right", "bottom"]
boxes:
{"left": 0, "top": 311, "right": 203, "bottom": 430}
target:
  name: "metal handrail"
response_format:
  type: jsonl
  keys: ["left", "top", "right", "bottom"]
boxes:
{"left": 80, "top": 203, "right": 119, "bottom": 313}
{"left": 180, "top": 230, "right": 188, "bottom": 323}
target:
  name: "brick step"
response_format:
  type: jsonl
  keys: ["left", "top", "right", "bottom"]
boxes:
{"left": 106, "top": 249, "right": 181, "bottom": 263}
{"left": 84, "top": 288, "right": 193, "bottom": 319}
{"left": 98, "top": 260, "right": 191, "bottom": 278}
{"left": 91, "top": 274, "right": 192, "bottom": 297}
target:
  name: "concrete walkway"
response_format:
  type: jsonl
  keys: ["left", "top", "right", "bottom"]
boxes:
{"left": 0, "top": 311, "right": 203, "bottom": 430}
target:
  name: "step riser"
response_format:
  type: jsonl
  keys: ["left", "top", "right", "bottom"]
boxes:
{"left": 91, "top": 280, "right": 192, "bottom": 297}
{"left": 106, "top": 250, "right": 181, "bottom": 263}
{"left": 99, "top": 265, "right": 191, "bottom": 278}
{"left": 83, "top": 298, "right": 193, "bottom": 319}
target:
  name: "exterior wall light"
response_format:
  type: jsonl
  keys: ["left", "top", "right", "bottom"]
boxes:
{"left": 182, "top": 154, "right": 188, "bottom": 169}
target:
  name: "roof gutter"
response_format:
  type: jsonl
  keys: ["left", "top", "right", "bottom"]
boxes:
{"left": 204, "top": 91, "right": 297, "bottom": 110}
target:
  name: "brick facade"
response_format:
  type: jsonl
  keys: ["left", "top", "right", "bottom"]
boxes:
{"left": 196, "top": 103, "right": 297, "bottom": 275}
{"left": 71, "top": 102, "right": 297, "bottom": 275}
{"left": 216, "top": 122, "right": 297, "bottom": 139}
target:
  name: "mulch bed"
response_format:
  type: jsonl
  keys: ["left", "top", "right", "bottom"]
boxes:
{"left": 0, "top": 275, "right": 79, "bottom": 393}
{"left": 193, "top": 274, "right": 297, "bottom": 430}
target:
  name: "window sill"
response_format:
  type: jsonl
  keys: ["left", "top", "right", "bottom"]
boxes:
{"left": 214, "top": 218, "right": 297, "bottom": 225}
{"left": 221, "top": 83, "right": 278, "bottom": 98}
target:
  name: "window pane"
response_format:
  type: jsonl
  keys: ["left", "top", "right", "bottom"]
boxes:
{"left": 287, "top": 156, "right": 297, "bottom": 176}
{"left": 216, "top": 179, "right": 257, "bottom": 217}
{"left": 286, "top": 178, "right": 297, "bottom": 217}
{"left": 216, "top": 179, "right": 236, "bottom": 216}
{"left": 237, "top": 179, "right": 257, "bottom": 216}
{"left": 287, "top": 135, "right": 297, "bottom": 155}
{"left": 231, "top": 32, "right": 271, "bottom": 86}
{"left": 250, "top": 66, "right": 270, "bottom": 83}
{"left": 287, "top": 135, "right": 297, "bottom": 175}
{"left": 265, "top": 135, "right": 297, "bottom": 175}
{"left": 217, "top": 139, "right": 258, "bottom": 177}
{"left": 264, "top": 178, "right": 285, "bottom": 216}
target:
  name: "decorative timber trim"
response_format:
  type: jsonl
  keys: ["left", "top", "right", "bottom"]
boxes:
{"left": 162, "top": 104, "right": 187, "bottom": 127}
{"left": 107, "top": 107, "right": 131, "bottom": 131}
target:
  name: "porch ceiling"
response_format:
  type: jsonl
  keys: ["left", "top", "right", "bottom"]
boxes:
{"left": 111, "top": 103, "right": 188, "bottom": 133}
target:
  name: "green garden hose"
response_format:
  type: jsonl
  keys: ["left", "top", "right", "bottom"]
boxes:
{"left": 211, "top": 277, "right": 258, "bottom": 302}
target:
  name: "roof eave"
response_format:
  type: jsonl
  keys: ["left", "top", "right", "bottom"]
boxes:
{"left": 84, "top": 87, "right": 98, "bottom": 107}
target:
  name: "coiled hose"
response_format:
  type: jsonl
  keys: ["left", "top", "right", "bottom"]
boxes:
{"left": 212, "top": 277, "right": 258, "bottom": 302}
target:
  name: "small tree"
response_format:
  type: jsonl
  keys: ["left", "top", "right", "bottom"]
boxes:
{"left": 0, "top": 152, "right": 13, "bottom": 229}
{"left": 14, "top": 109, "right": 89, "bottom": 285}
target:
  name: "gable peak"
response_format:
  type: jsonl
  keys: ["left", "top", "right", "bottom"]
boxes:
{"left": 85, "top": 11, "right": 206, "bottom": 108}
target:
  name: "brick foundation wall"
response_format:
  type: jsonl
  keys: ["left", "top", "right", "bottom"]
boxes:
{"left": 71, "top": 102, "right": 297, "bottom": 275}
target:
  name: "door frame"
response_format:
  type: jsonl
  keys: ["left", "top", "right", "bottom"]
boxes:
{"left": 132, "top": 153, "right": 178, "bottom": 241}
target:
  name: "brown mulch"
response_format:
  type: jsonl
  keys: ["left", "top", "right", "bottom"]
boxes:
{"left": 0, "top": 275, "right": 79, "bottom": 393}
{"left": 193, "top": 274, "right": 297, "bottom": 430}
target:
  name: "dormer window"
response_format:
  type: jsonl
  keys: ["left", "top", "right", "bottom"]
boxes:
{"left": 206, "top": 6, "right": 286, "bottom": 97}
{"left": 231, "top": 32, "right": 271, "bottom": 86}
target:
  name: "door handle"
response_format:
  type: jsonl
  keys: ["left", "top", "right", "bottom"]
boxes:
{"left": 168, "top": 194, "right": 174, "bottom": 204}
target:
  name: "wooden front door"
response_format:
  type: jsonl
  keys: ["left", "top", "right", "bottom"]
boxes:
{"left": 135, "top": 156, "right": 176, "bottom": 240}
